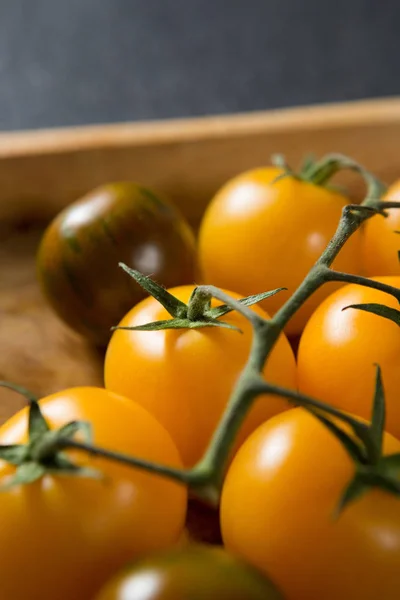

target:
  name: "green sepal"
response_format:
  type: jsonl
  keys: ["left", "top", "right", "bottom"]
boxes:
{"left": 1, "top": 462, "right": 46, "bottom": 490}
{"left": 28, "top": 400, "right": 50, "bottom": 440}
{"left": 369, "top": 365, "right": 385, "bottom": 462}
{"left": 114, "top": 272, "right": 281, "bottom": 333}
{"left": 0, "top": 416, "right": 99, "bottom": 489}
{"left": 57, "top": 420, "right": 93, "bottom": 444}
{"left": 336, "top": 466, "right": 400, "bottom": 517}
{"left": 207, "top": 288, "right": 286, "bottom": 320}
{"left": 114, "top": 318, "right": 242, "bottom": 333}
{"left": 381, "top": 453, "right": 400, "bottom": 475}
{"left": 0, "top": 445, "right": 28, "bottom": 465}
{"left": 119, "top": 263, "right": 187, "bottom": 318}
{"left": 311, "top": 411, "right": 367, "bottom": 464}
{"left": 0, "top": 381, "right": 38, "bottom": 403}
{"left": 335, "top": 474, "right": 368, "bottom": 516}
{"left": 343, "top": 303, "right": 400, "bottom": 325}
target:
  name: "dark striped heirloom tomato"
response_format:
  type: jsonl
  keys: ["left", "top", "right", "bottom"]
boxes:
{"left": 96, "top": 544, "right": 283, "bottom": 600}
{"left": 37, "top": 183, "right": 197, "bottom": 346}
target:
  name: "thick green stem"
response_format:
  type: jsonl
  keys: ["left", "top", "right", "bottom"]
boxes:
{"left": 187, "top": 288, "right": 212, "bottom": 321}
{"left": 195, "top": 370, "right": 260, "bottom": 491}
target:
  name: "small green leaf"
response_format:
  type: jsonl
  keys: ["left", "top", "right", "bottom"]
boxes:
{"left": 358, "top": 468, "right": 400, "bottom": 496}
{"left": 0, "top": 381, "right": 38, "bottom": 403}
{"left": 0, "top": 444, "right": 27, "bottom": 465}
{"left": 369, "top": 366, "right": 386, "bottom": 461}
{"left": 114, "top": 318, "right": 242, "bottom": 333}
{"left": 1, "top": 462, "right": 46, "bottom": 490}
{"left": 335, "top": 475, "right": 368, "bottom": 516}
{"left": 208, "top": 288, "right": 286, "bottom": 320}
{"left": 311, "top": 411, "right": 367, "bottom": 464}
{"left": 57, "top": 420, "right": 93, "bottom": 444}
{"left": 114, "top": 318, "right": 192, "bottom": 332}
{"left": 343, "top": 303, "right": 400, "bottom": 326}
{"left": 381, "top": 453, "right": 400, "bottom": 474}
{"left": 28, "top": 401, "right": 50, "bottom": 440}
{"left": 300, "top": 153, "right": 317, "bottom": 176}
{"left": 119, "top": 264, "right": 188, "bottom": 318}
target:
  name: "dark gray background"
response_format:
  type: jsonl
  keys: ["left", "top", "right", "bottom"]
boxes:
{"left": 0, "top": 0, "right": 398, "bottom": 131}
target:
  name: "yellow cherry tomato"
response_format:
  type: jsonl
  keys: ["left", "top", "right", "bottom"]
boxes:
{"left": 0, "top": 387, "right": 187, "bottom": 600}
{"left": 362, "top": 179, "right": 400, "bottom": 275}
{"left": 221, "top": 408, "right": 400, "bottom": 600}
{"left": 297, "top": 276, "right": 400, "bottom": 440}
{"left": 198, "top": 167, "right": 363, "bottom": 335}
{"left": 104, "top": 285, "right": 297, "bottom": 466}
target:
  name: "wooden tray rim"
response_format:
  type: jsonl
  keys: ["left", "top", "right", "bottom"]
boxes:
{"left": 1, "top": 96, "right": 400, "bottom": 158}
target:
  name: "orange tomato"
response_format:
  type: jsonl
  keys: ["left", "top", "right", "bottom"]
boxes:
{"left": 362, "top": 180, "right": 400, "bottom": 275}
{"left": 221, "top": 407, "right": 400, "bottom": 600}
{"left": 104, "top": 286, "right": 297, "bottom": 467}
{"left": 0, "top": 387, "right": 187, "bottom": 600}
{"left": 198, "top": 167, "right": 363, "bottom": 335}
{"left": 297, "top": 275, "right": 400, "bottom": 440}
{"left": 96, "top": 544, "right": 283, "bottom": 600}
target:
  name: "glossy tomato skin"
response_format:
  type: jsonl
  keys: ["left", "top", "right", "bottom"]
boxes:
{"left": 362, "top": 180, "right": 400, "bottom": 276}
{"left": 297, "top": 275, "right": 400, "bottom": 440}
{"left": 37, "top": 183, "right": 197, "bottom": 346}
{"left": 0, "top": 387, "right": 187, "bottom": 600}
{"left": 104, "top": 286, "right": 297, "bottom": 467}
{"left": 198, "top": 167, "right": 362, "bottom": 335}
{"left": 221, "top": 408, "right": 400, "bottom": 600}
{"left": 96, "top": 544, "right": 283, "bottom": 600}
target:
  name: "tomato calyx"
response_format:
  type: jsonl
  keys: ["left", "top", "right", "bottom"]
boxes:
{"left": 256, "top": 366, "right": 400, "bottom": 515}
{"left": 0, "top": 382, "right": 99, "bottom": 487}
{"left": 272, "top": 153, "right": 387, "bottom": 199}
{"left": 114, "top": 263, "right": 285, "bottom": 333}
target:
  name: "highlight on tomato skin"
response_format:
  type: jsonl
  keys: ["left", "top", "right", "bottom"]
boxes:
{"left": 104, "top": 284, "right": 297, "bottom": 467}
{"left": 36, "top": 182, "right": 197, "bottom": 347}
{"left": 297, "top": 275, "right": 400, "bottom": 440}
{"left": 95, "top": 544, "right": 284, "bottom": 600}
{"left": 0, "top": 386, "right": 187, "bottom": 600}
{"left": 198, "top": 165, "right": 363, "bottom": 336}
{"left": 220, "top": 407, "right": 400, "bottom": 600}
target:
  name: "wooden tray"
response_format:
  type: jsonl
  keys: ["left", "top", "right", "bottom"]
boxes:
{"left": 1, "top": 96, "right": 400, "bottom": 425}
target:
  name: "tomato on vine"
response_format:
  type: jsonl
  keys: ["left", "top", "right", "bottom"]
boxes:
{"left": 221, "top": 406, "right": 400, "bottom": 600}
{"left": 0, "top": 385, "right": 187, "bottom": 600}
{"left": 198, "top": 159, "right": 363, "bottom": 335}
{"left": 297, "top": 275, "right": 400, "bottom": 440}
{"left": 104, "top": 267, "right": 297, "bottom": 466}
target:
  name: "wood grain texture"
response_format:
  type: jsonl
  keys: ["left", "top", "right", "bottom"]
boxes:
{"left": 0, "top": 225, "right": 103, "bottom": 423}
{"left": 1, "top": 97, "right": 400, "bottom": 227}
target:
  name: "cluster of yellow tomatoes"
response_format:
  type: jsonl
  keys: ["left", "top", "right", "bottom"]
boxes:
{"left": 1, "top": 162, "right": 400, "bottom": 599}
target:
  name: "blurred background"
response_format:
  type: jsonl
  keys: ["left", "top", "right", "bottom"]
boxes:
{"left": 0, "top": 0, "right": 399, "bottom": 131}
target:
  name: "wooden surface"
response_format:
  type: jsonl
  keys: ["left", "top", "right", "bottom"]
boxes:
{"left": 1, "top": 97, "right": 400, "bottom": 229}
{"left": 1, "top": 96, "right": 400, "bottom": 421}
{"left": 0, "top": 223, "right": 103, "bottom": 422}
